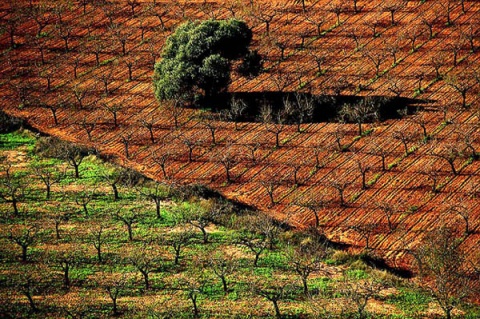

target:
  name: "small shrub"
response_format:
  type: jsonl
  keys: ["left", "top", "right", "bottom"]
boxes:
{"left": 329, "top": 250, "right": 355, "bottom": 265}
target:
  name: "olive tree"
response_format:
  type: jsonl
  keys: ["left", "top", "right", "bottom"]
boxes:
{"left": 153, "top": 19, "right": 259, "bottom": 102}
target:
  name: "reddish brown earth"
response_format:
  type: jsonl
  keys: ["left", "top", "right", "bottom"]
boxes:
{"left": 1, "top": 0, "right": 479, "bottom": 268}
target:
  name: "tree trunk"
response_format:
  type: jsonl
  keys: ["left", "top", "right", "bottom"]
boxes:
{"left": 461, "top": 91, "right": 467, "bottom": 109}
{"left": 141, "top": 271, "right": 149, "bottom": 290}
{"left": 55, "top": 221, "right": 61, "bottom": 239}
{"left": 225, "top": 167, "right": 231, "bottom": 183}
{"left": 210, "top": 129, "right": 215, "bottom": 145}
{"left": 272, "top": 299, "right": 282, "bottom": 319}
{"left": 174, "top": 249, "right": 180, "bottom": 265}
{"left": 112, "top": 297, "right": 118, "bottom": 315}
{"left": 445, "top": 308, "right": 451, "bottom": 319}
{"left": 302, "top": 277, "right": 308, "bottom": 295}
{"left": 189, "top": 148, "right": 193, "bottom": 162}
{"left": 254, "top": 252, "right": 260, "bottom": 267}
{"left": 128, "top": 66, "right": 133, "bottom": 81}
{"left": 112, "top": 183, "right": 119, "bottom": 201}
{"left": 402, "top": 141, "right": 409, "bottom": 156}
{"left": 12, "top": 196, "right": 19, "bottom": 216}
{"left": 221, "top": 276, "right": 228, "bottom": 293}
{"left": 201, "top": 228, "right": 208, "bottom": 244}
{"left": 149, "top": 129, "right": 155, "bottom": 144}
{"left": 51, "top": 108, "right": 58, "bottom": 125}
{"left": 64, "top": 265, "right": 70, "bottom": 289}
{"left": 127, "top": 224, "right": 133, "bottom": 241}
{"left": 314, "top": 212, "right": 320, "bottom": 228}
{"left": 97, "top": 247, "right": 102, "bottom": 263}
{"left": 21, "top": 245, "right": 28, "bottom": 262}
{"left": 73, "top": 163, "right": 80, "bottom": 178}
{"left": 191, "top": 295, "right": 199, "bottom": 318}
{"left": 160, "top": 163, "right": 167, "bottom": 178}
{"left": 448, "top": 160, "right": 457, "bottom": 175}
{"left": 26, "top": 292, "right": 37, "bottom": 312}
{"left": 155, "top": 200, "right": 161, "bottom": 219}
{"left": 339, "top": 190, "right": 345, "bottom": 206}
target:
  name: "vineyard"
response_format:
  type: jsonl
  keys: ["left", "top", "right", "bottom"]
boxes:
{"left": 0, "top": 0, "right": 479, "bottom": 271}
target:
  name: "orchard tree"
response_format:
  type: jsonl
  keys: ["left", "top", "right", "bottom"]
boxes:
{"left": 429, "top": 142, "right": 463, "bottom": 176}
{"left": 9, "top": 266, "right": 47, "bottom": 313}
{"left": 382, "top": 0, "right": 406, "bottom": 25}
{"left": 102, "top": 272, "right": 130, "bottom": 316}
{"left": 103, "top": 101, "right": 123, "bottom": 127}
{"left": 137, "top": 180, "right": 170, "bottom": 219}
{"left": 129, "top": 243, "right": 162, "bottom": 290}
{"left": 445, "top": 74, "right": 475, "bottom": 109}
{"left": 49, "top": 249, "right": 82, "bottom": 290}
{"left": 393, "top": 129, "right": 418, "bottom": 156}
{"left": 294, "top": 93, "right": 315, "bottom": 132}
{"left": 328, "top": 172, "right": 352, "bottom": 207}
{"left": 176, "top": 202, "right": 216, "bottom": 244}
{"left": 340, "top": 273, "right": 383, "bottom": 319}
{"left": 287, "top": 239, "right": 329, "bottom": 295}
{"left": 350, "top": 223, "right": 377, "bottom": 251}
{"left": 114, "top": 207, "right": 140, "bottom": 242}
{"left": 8, "top": 223, "right": 39, "bottom": 262}
{"left": 60, "top": 143, "right": 90, "bottom": 178}
{"left": 214, "top": 147, "right": 238, "bottom": 184}
{"left": 205, "top": 250, "right": 238, "bottom": 294}
{"left": 413, "top": 227, "right": 472, "bottom": 319}
{"left": 237, "top": 229, "right": 268, "bottom": 267}
{"left": 223, "top": 97, "right": 247, "bottom": 131}
{"left": 296, "top": 194, "right": 331, "bottom": 228}
{"left": 260, "top": 102, "right": 289, "bottom": 148}
{"left": 100, "top": 166, "right": 143, "bottom": 201}
{"left": 376, "top": 200, "right": 404, "bottom": 232}
{"left": 153, "top": 19, "right": 259, "bottom": 102}
{"left": 353, "top": 154, "right": 374, "bottom": 190}
{"left": 340, "top": 98, "right": 379, "bottom": 136}
{"left": 74, "top": 185, "right": 95, "bottom": 217}
{"left": 0, "top": 162, "right": 27, "bottom": 216}
{"left": 87, "top": 224, "right": 108, "bottom": 264}
{"left": 166, "top": 227, "right": 195, "bottom": 266}
{"left": 175, "top": 270, "right": 208, "bottom": 318}
{"left": 31, "top": 163, "right": 64, "bottom": 199}
{"left": 251, "top": 274, "right": 294, "bottom": 319}
{"left": 152, "top": 148, "right": 172, "bottom": 179}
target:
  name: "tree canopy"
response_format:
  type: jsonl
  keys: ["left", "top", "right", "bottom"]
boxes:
{"left": 153, "top": 19, "right": 259, "bottom": 103}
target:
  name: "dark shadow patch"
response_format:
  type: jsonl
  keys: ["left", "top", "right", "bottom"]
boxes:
{"left": 360, "top": 253, "right": 413, "bottom": 279}
{"left": 195, "top": 91, "right": 426, "bottom": 124}
{"left": 0, "top": 110, "right": 24, "bottom": 134}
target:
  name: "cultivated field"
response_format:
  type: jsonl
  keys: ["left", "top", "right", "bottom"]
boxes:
{"left": 0, "top": 0, "right": 479, "bottom": 271}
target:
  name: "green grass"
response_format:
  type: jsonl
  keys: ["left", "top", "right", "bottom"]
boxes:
{"left": 0, "top": 130, "right": 36, "bottom": 150}
{"left": 386, "top": 287, "right": 431, "bottom": 314}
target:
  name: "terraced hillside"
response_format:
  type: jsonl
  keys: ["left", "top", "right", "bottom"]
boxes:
{"left": 0, "top": 0, "right": 479, "bottom": 268}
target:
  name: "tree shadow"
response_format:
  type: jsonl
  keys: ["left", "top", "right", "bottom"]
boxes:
{"left": 197, "top": 91, "right": 429, "bottom": 123}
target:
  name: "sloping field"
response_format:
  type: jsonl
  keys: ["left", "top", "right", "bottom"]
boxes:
{"left": 1, "top": 0, "right": 479, "bottom": 268}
